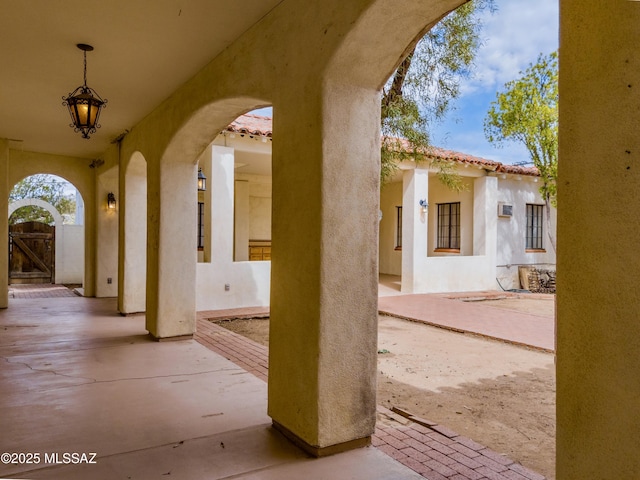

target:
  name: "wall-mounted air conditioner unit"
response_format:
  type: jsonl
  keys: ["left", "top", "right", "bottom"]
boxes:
{"left": 498, "top": 203, "right": 513, "bottom": 217}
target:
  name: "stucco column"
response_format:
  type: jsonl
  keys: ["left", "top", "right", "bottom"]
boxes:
{"left": 119, "top": 153, "right": 147, "bottom": 314}
{"left": 234, "top": 179, "right": 250, "bottom": 261}
{"left": 472, "top": 175, "right": 497, "bottom": 258}
{"left": 209, "top": 146, "right": 234, "bottom": 263}
{"left": 0, "top": 139, "right": 8, "bottom": 308}
{"left": 268, "top": 83, "right": 379, "bottom": 455}
{"left": 145, "top": 157, "right": 197, "bottom": 339}
{"left": 400, "top": 168, "right": 429, "bottom": 293}
{"left": 557, "top": 1, "right": 640, "bottom": 478}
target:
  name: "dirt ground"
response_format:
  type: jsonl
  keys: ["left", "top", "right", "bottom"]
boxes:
{"left": 214, "top": 297, "right": 556, "bottom": 479}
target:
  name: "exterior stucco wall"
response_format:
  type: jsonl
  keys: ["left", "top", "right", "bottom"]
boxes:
{"left": 248, "top": 184, "right": 272, "bottom": 241}
{"left": 196, "top": 262, "right": 271, "bottom": 310}
{"left": 381, "top": 168, "right": 521, "bottom": 293}
{"left": 95, "top": 146, "right": 119, "bottom": 298}
{"left": 495, "top": 177, "right": 557, "bottom": 289}
{"left": 379, "top": 181, "right": 403, "bottom": 275}
{"left": 427, "top": 176, "right": 475, "bottom": 256}
{"left": 59, "top": 225, "right": 84, "bottom": 284}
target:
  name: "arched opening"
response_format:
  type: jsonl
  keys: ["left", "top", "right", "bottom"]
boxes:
{"left": 145, "top": 98, "right": 271, "bottom": 339}
{"left": 326, "top": 1, "right": 557, "bottom": 476}
{"left": 7, "top": 175, "right": 85, "bottom": 290}
{"left": 193, "top": 109, "right": 273, "bottom": 311}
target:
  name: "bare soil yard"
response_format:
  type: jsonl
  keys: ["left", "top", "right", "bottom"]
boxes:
{"left": 214, "top": 297, "right": 556, "bottom": 479}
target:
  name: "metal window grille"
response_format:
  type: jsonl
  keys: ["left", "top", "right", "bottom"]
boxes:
{"left": 526, "top": 204, "right": 544, "bottom": 249}
{"left": 197, "top": 202, "right": 205, "bottom": 249}
{"left": 437, "top": 202, "right": 460, "bottom": 249}
{"left": 396, "top": 206, "right": 402, "bottom": 248}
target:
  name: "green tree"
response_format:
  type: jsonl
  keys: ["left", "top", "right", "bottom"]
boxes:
{"left": 484, "top": 51, "right": 558, "bottom": 251}
{"left": 9, "top": 174, "right": 76, "bottom": 225}
{"left": 381, "top": 0, "right": 493, "bottom": 187}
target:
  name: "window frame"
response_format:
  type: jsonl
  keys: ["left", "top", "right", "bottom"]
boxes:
{"left": 197, "top": 201, "right": 205, "bottom": 250}
{"left": 435, "top": 202, "right": 461, "bottom": 252}
{"left": 525, "top": 203, "right": 545, "bottom": 251}
{"left": 395, "top": 206, "right": 402, "bottom": 250}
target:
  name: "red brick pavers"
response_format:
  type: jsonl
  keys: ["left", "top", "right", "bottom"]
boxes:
{"left": 194, "top": 314, "right": 547, "bottom": 480}
{"left": 8, "top": 283, "right": 78, "bottom": 298}
{"left": 378, "top": 293, "right": 554, "bottom": 352}
{"left": 195, "top": 313, "right": 269, "bottom": 382}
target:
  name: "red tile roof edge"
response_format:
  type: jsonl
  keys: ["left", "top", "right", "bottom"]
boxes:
{"left": 224, "top": 114, "right": 540, "bottom": 177}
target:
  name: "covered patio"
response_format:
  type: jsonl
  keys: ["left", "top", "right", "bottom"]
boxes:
{"left": 2, "top": 1, "right": 640, "bottom": 478}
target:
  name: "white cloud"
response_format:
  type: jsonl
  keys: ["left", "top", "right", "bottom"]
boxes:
{"left": 462, "top": 0, "right": 559, "bottom": 96}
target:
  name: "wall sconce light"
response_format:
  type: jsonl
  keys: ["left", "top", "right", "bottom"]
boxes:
{"left": 62, "top": 44, "right": 107, "bottom": 139}
{"left": 197, "top": 168, "right": 207, "bottom": 191}
{"left": 107, "top": 192, "right": 116, "bottom": 210}
{"left": 419, "top": 199, "right": 428, "bottom": 213}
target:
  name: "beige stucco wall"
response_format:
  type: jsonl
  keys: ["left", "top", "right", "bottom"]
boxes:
{"left": 379, "top": 181, "right": 403, "bottom": 275}
{"left": 495, "top": 176, "right": 557, "bottom": 290}
{"left": 59, "top": 225, "right": 84, "bottom": 284}
{"left": 427, "top": 175, "right": 475, "bottom": 256}
{"left": 248, "top": 184, "right": 272, "bottom": 241}
{"left": 95, "top": 146, "right": 119, "bottom": 298}
{"left": 557, "top": 1, "right": 640, "bottom": 477}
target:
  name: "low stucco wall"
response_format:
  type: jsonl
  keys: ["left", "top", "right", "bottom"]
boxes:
{"left": 58, "top": 224, "right": 84, "bottom": 284}
{"left": 404, "top": 255, "right": 496, "bottom": 293}
{"left": 196, "top": 260, "right": 271, "bottom": 311}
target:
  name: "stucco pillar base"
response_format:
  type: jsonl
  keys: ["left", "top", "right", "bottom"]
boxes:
{"left": 148, "top": 333, "right": 194, "bottom": 342}
{"left": 272, "top": 421, "right": 370, "bottom": 457}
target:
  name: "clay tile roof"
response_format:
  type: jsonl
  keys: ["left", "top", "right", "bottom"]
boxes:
{"left": 226, "top": 114, "right": 539, "bottom": 176}
{"left": 424, "top": 146, "right": 540, "bottom": 176}
{"left": 226, "top": 113, "right": 272, "bottom": 137}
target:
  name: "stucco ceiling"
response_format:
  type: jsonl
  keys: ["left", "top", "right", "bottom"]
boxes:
{"left": 0, "top": 1, "right": 282, "bottom": 159}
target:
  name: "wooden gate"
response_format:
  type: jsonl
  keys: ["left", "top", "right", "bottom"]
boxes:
{"left": 9, "top": 222, "right": 55, "bottom": 284}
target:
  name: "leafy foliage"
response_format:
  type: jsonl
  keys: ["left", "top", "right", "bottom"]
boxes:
{"left": 381, "top": 0, "right": 493, "bottom": 187}
{"left": 484, "top": 51, "right": 558, "bottom": 206}
{"left": 9, "top": 174, "right": 76, "bottom": 225}
{"left": 484, "top": 51, "right": 558, "bottom": 252}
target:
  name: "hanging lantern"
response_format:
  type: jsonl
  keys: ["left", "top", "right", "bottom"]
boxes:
{"left": 62, "top": 44, "right": 107, "bottom": 139}
{"left": 107, "top": 192, "right": 116, "bottom": 210}
{"left": 197, "top": 168, "right": 207, "bottom": 191}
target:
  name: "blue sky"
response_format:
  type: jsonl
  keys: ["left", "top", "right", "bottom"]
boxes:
{"left": 430, "top": 0, "right": 559, "bottom": 165}
{"left": 253, "top": 0, "right": 558, "bottom": 165}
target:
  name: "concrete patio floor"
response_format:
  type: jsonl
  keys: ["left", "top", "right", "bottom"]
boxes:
{"left": 0, "top": 295, "right": 422, "bottom": 480}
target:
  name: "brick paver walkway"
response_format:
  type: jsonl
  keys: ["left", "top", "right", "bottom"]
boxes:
{"left": 379, "top": 293, "right": 554, "bottom": 352}
{"left": 194, "top": 314, "right": 547, "bottom": 480}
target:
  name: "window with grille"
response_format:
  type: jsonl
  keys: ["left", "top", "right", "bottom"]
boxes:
{"left": 395, "top": 206, "right": 402, "bottom": 249}
{"left": 197, "top": 202, "right": 204, "bottom": 250}
{"left": 437, "top": 202, "right": 460, "bottom": 250}
{"left": 526, "top": 204, "right": 544, "bottom": 250}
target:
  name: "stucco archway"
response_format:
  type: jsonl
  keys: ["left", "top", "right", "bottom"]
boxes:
{"left": 2, "top": 158, "right": 96, "bottom": 299}
{"left": 144, "top": 98, "right": 270, "bottom": 339}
